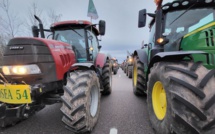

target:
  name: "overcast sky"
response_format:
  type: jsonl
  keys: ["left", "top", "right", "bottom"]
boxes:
{"left": 1, "top": 0, "right": 172, "bottom": 63}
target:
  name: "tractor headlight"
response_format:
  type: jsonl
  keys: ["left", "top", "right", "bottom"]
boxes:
{"left": 157, "top": 37, "right": 169, "bottom": 45}
{"left": 129, "top": 58, "right": 133, "bottom": 62}
{"left": 2, "top": 64, "right": 41, "bottom": 75}
{"left": 89, "top": 46, "right": 94, "bottom": 51}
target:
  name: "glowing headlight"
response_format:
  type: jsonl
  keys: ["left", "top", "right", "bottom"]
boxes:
{"left": 89, "top": 46, "right": 94, "bottom": 51}
{"left": 2, "top": 64, "right": 41, "bottom": 75}
{"left": 129, "top": 58, "right": 133, "bottom": 62}
{"left": 12, "top": 66, "right": 27, "bottom": 74}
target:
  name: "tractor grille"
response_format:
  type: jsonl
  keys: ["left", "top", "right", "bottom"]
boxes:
{"left": 3, "top": 38, "right": 53, "bottom": 65}
{"left": 204, "top": 28, "right": 215, "bottom": 47}
{"left": 2, "top": 38, "right": 57, "bottom": 84}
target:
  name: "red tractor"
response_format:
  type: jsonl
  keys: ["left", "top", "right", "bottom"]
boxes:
{"left": 0, "top": 15, "right": 112, "bottom": 133}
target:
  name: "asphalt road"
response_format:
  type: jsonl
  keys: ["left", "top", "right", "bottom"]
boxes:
{"left": 0, "top": 69, "right": 154, "bottom": 134}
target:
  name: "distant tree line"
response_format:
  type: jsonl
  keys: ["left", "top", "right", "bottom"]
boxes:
{"left": 0, "top": 0, "right": 62, "bottom": 65}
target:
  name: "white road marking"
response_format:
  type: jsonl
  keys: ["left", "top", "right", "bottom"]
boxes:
{"left": 110, "top": 128, "right": 118, "bottom": 134}
{"left": 118, "top": 74, "right": 121, "bottom": 78}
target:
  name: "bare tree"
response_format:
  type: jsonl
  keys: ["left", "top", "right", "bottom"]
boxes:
{"left": 0, "top": 35, "right": 7, "bottom": 65}
{"left": 25, "top": 3, "right": 62, "bottom": 37}
{"left": 0, "top": 0, "right": 23, "bottom": 38}
{"left": 29, "top": 3, "right": 42, "bottom": 26}
{"left": 0, "top": 0, "right": 23, "bottom": 65}
{"left": 47, "top": 9, "right": 62, "bottom": 24}
{"left": 25, "top": 2, "right": 43, "bottom": 36}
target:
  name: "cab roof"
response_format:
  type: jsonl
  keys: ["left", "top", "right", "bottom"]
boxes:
{"left": 51, "top": 20, "right": 100, "bottom": 35}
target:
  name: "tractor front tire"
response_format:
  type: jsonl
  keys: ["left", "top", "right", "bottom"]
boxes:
{"left": 61, "top": 70, "right": 100, "bottom": 133}
{"left": 132, "top": 56, "right": 145, "bottom": 96}
{"left": 101, "top": 62, "right": 112, "bottom": 95}
{"left": 147, "top": 61, "right": 215, "bottom": 134}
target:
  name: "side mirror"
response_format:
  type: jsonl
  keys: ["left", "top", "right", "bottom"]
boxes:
{"left": 99, "top": 20, "right": 105, "bottom": 36}
{"left": 138, "top": 9, "right": 147, "bottom": 28}
{"left": 98, "top": 45, "right": 102, "bottom": 50}
{"left": 32, "top": 25, "right": 39, "bottom": 37}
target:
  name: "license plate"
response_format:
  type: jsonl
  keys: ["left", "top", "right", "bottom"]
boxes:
{"left": 0, "top": 85, "right": 32, "bottom": 104}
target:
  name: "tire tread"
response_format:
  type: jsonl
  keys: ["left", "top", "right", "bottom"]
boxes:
{"left": 170, "top": 76, "right": 205, "bottom": 99}
{"left": 166, "top": 65, "right": 198, "bottom": 79}
{"left": 172, "top": 92, "right": 207, "bottom": 120}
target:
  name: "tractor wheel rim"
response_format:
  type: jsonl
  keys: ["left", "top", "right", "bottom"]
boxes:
{"left": 152, "top": 81, "right": 167, "bottom": 120}
{"left": 90, "top": 85, "right": 99, "bottom": 117}
{"left": 133, "top": 61, "right": 137, "bottom": 86}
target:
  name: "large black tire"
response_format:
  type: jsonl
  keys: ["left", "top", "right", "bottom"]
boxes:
{"left": 113, "top": 70, "right": 117, "bottom": 75}
{"left": 126, "top": 66, "right": 129, "bottom": 76}
{"left": 132, "top": 56, "right": 145, "bottom": 96}
{"left": 147, "top": 61, "right": 215, "bottom": 134}
{"left": 101, "top": 62, "right": 112, "bottom": 95}
{"left": 128, "top": 67, "right": 132, "bottom": 78}
{"left": 61, "top": 70, "right": 100, "bottom": 133}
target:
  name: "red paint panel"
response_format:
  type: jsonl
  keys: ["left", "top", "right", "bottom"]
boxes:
{"left": 34, "top": 38, "right": 76, "bottom": 80}
{"left": 95, "top": 53, "right": 106, "bottom": 68}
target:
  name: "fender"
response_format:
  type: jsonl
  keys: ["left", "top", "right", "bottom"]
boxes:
{"left": 147, "top": 51, "right": 207, "bottom": 80}
{"left": 95, "top": 52, "right": 110, "bottom": 68}
{"left": 71, "top": 63, "right": 96, "bottom": 71}
{"left": 133, "top": 49, "right": 148, "bottom": 65}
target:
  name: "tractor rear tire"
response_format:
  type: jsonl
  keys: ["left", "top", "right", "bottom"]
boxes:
{"left": 126, "top": 67, "right": 129, "bottom": 76}
{"left": 128, "top": 68, "right": 132, "bottom": 78}
{"left": 101, "top": 62, "right": 112, "bottom": 95}
{"left": 113, "top": 70, "right": 117, "bottom": 75}
{"left": 147, "top": 61, "right": 215, "bottom": 134}
{"left": 61, "top": 70, "right": 100, "bottom": 133}
{"left": 124, "top": 66, "right": 126, "bottom": 73}
{"left": 132, "top": 56, "right": 145, "bottom": 96}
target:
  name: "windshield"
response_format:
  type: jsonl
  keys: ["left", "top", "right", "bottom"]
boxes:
{"left": 54, "top": 29, "right": 87, "bottom": 59}
{"left": 164, "top": 8, "right": 214, "bottom": 42}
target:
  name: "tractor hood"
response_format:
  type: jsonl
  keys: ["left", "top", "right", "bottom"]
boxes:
{"left": 3, "top": 37, "right": 76, "bottom": 84}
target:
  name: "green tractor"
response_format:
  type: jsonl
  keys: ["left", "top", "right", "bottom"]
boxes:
{"left": 132, "top": 0, "right": 215, "bottom": 133}
{"left": 124, "top": 51, "right": 133, "bottom": 78}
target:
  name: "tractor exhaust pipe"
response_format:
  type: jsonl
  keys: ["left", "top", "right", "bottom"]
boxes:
{"left": 34, "top": 15, "right": 45, "bottom": 38}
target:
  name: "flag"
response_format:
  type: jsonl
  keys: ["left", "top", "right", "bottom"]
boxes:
{"left": 87, "top": 0, "right": 99, "bottom": 20}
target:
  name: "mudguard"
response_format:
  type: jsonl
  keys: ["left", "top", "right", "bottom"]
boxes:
{"left": 95, "top": 52, "right": 111, "bottom": 68}
{"left": 71, "top": 63, "right": 96, "bottom": 70}
{"left": 133, "top": 49, "right": 148, "bottom": 65}
{"left": 147, "top": 51, "right": 207, "bottom": 80}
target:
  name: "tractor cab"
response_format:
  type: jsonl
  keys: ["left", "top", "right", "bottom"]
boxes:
{"left": 50, "top": 20, "right": 105, "bottom": 63}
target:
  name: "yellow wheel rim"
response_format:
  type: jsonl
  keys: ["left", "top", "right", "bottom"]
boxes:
{"left": 152, "top": 81, "right": 167, "bottom": 120}
{"left": 133, "top": 60, "right": 137, "bottom": 86}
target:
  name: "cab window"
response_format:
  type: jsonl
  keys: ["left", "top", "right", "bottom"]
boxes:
{"left": 87, "top": 30, "right": 99, "bottom": 60}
